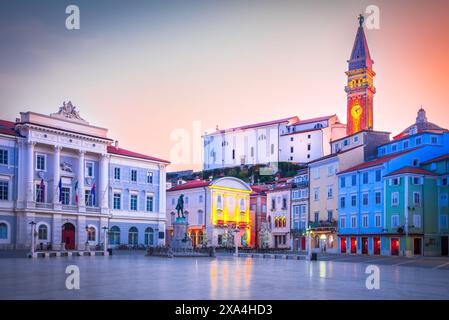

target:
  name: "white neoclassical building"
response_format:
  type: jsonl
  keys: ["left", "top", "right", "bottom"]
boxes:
{"left": 0, "top": 102, "right": 169, "bottom": 251}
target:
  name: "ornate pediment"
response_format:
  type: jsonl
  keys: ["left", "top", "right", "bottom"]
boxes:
{"left": 50, "top": 101, "right": 88, "bottom": 124}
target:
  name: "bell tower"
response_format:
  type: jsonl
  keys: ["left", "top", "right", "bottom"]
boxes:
{"left": 345, "top": 14, "right": 375, "bottom": 135}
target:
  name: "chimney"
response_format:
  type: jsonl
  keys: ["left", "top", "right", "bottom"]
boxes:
{"left": 115, "top": 140, "right": 119, "bottom": 148}
{"left": 15, "top": 118, "right": 20, "bottom": 123}
{"left": 208, "top": 175, "right": 213, "bottom": 181}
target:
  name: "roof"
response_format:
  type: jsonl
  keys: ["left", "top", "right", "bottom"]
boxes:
{"left": 167, "top": 180, "right": 211, "bottom": 192}
{"left": 393, "top": 108, "right": 448, "bottom": 140}
{"left": 331, "top": 129, "right": 390, "bottom": 144}
{"left": 338, "top": 148, "right": 419, "bottom": 175}
{"left": 384, "top": 166, "right": 438, "bottom": 177}
{"left": 290, "top": 115, "right": 336, "bottom": 126}
{"left": 250, "top": 184, "right": 270, "bottom": 195}
{"left": 0, "top": 120, "right": 20, "bottom": 137}
{"left": 211, "top": 116, "right": 299, "bottom": 134}
{"left": 348, "top": 25, "right": 373, "bottom": 70}
{"left": 308, "top": 145, "right": 363, "bottom": 165}
{"left": 107, "top": 146, "right": 170, "bottom": 164}
{"left": 421, "top": 153, "right": 449, "bottom": 165}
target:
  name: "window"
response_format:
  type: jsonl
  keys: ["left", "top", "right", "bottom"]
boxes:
{"left": 292, "top": 190, "right": 300, "bottom": 199}
{"left": 130, "top": 194, "right": 138, "bottom": 211}
{"left": 270, "top": 144, "right": 275, "bottom": 155}
{"left": 0, "top": 149, "right": 8, "bottom": 165}
{"left": 198, "top": 210, "right": 204, "bottom": 225}
{"left": 217, "top": 195, "right": 223, "bottom": 209}
{"left": 351, "top": 216, "right": 357, "bottom": 228}
{"left": 413, "top": 214, "right": 421, "bottom": 228}
{"left": 343, "top": 139, "right": 349, "bottom": 146}
{"left": 340, "top": 196, "right": 346, "bottom": 209}
{"left": 351, "top": 175, "right": 357, "bottom": 186}
{"left": 413, "top": 192, "right": 421, "bottom": 206}
{"left": 0, "top": 223, "right": 7, "bottom": 239}
{"left": 362, "top": 193, "right": 368, "bottom": 206}
{"left": 403, "top": 141, "right": 409, "bottom": 149}
{"left": 351, "top": 195, "right": 357, "bottom": 207}
{"left": 146, "top": 195, "right": 154, "bottom": 212}
{"left": 61, "top": 187, "right": 70, "bottom": 205}
{"left": 431, "top": 136, "right": 438, "bottom": 144}
{"left": 85, "top": 189, "right": 93, "bottom": 207}
{"left": 314, "top": 212, "right": 319, "bottom": 223}
{"left": 340, "top": 216, "right": 346, "bottom": 228}
{"left": 375, "top": 214, "right": 381, "bottom": 227}
{"left": 327, "top": 210, "right": 333, "bottom": 222}
{"left": 146, "top": 171, "right": 153, "bottom": 184}
{"left": 171, "top": 197, "right": 175, "bottom": 206}
{"left": 144, "top": 227, "right": 154, "bottom": 245}
{"left": 391, "top": 192, "right": 399, "bottom": 206}
{"left": 290, "top": 147, "right": 294, "bottom": 153}
{"left": 282, "top": 197, "right": 287, "bottom": 209}
{"left": 353, "top": 135, "right": 359, "bottom": 143}
{"left": 340, "top": 177, "right": 346, "bottom": 188}
{"left": 232, "top": 149, "right": 235, "bottom": 159}
{"left": 412, "top": 159, "right": 419, "bottom": 167}
{"left": 240, "top": 198, "right": 246, "bottom": 211}
{"left": 326, "top": 185, "right": 333, "bottom": 199}
{"left": 35, "top": 183, "right": 45, "bottom": 203}
{"left": 131, "top": 170, "right": 137, "bottom": 182}
{"left": 413, "top": 177, "right": 422, "bottom": 185}
{"left": 87, "top": 226, "right": 96, "bottom": 241}
{"left": 362, "top": 215, "right": 368, "bottom": 228}
{"left": 128, "top": 227, "right": 138, "bottom": 245}
{"left": 109, "top": 226, "right": 120, "bottom": 245}
{"left": 440, "top": 215, "right": 448, "bottom": 229}
{"left": 36, "top": 154, "right": 46, "bottom": 171}
{"left": 85, "top": 161, "right": 94, "bottom": 178}
{"left": 392, "top": 178, "right": 400, "bottom": 186}
{"left": 38, "top": 224, "right": 48, "bottom": 240}
{"left": 114, "top": 167, "right": 121, "bottom": 180}
{"left": 375, "top": 170, "right": 381, "bottom": 182}
{"left": 392, "top": 144, "right": 397, "bottom": 152}
{"left": 307, "top": 144, "right": 311, "bottom": 151}
{"left": 113, "top": 193, "right": 121, "bottom": 210}
{"left": 307, "top": 134, "right": 311, "bottom": 139}
{"left": 327, "top": 166, "right": 334, "bottom": 176}
{"left": 415, "top": 137, "right": 422, "bottom": 145}
{"left": 0, "top": 181, "right": 8, "bottom": 200}
{"left": 391, "top": 215, "right": 399, "bottom": 228}
{"left": 199, "top": 195, "right": 203, "bottom": 203}
{"left": 375, "top": 191, "right": 381, "bottom": 205}
{"left": 314, "top": 188, "right": 320, "bottom": 201}
{"left": 362, "top": 172, "right": 368, "bottom": 184}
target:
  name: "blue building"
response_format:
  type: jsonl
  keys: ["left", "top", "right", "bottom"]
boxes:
{"left": 0, "top": 101, "right": 169, "bottom": 251}
{"left": 337, "top": 109, "right": 449, "bottom": 255}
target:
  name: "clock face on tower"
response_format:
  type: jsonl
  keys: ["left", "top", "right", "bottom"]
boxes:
{"left": 351, "top": 99, "right": 362, "bottom": 119}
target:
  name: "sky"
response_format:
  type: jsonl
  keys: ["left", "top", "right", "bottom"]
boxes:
{"left": 1, "top": 0, "right": 448, "bottom": 171}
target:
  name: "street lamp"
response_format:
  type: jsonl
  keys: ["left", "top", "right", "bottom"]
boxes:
{"left": 29, "top": 221, "right": 36, "bottom": 257}
{"left": 306, "top": 225, "right": 312, "bottom": 260}
{"left": 102, "top": 226, "right": 109, "bottom": 256}
{"left": 231, "top": 226, "right": 240, "bottom": 256}
{"left": 85, "top": 226, "right": 90, "bottom": 251}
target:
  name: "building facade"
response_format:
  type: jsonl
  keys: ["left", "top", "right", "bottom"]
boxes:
{"left": 266, "top": 180, "right": 292, "bottom": 249}
{"left": 0, "top": 102, "right": 169, "bottom": 251}
{"left": 166, "top": 177, "right": 252, "bottom": 248}
{"left": 290, "top": 169, "right": 309, "bottom": 251}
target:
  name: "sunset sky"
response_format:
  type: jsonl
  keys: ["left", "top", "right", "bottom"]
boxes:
{"left": 1, "top": 0, "right": 448, "bottom": 171}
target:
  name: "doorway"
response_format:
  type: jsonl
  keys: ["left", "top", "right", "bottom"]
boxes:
{"left": 62, "top": 223, "right": 76, "bottom": 250}
{"left": 301, "top": 237, "right": 306, "bottom": 251}
{"left": 361, "top": 237, "right": 368, "bottom": 254}
{"left": 413, "top": 238, "right": 422, "bottom": 255}
{"left": 340, "top": 237, "right": 347, "bottom": 253}
{"left": 441, "top": 236, "right": 448, "bottom": 256}
{"left": 350, "top": 237, "right": 357, "bottom": 254}
{"left": 391, "top": 238, "right": 399, "bottom": 256}
{"left": 373, "top": 237, "right": 380, "bottom": 255}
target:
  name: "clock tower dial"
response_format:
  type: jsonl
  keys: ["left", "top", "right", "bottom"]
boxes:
{"left": 345, "top": 15, "right": 375, "bottom": 136}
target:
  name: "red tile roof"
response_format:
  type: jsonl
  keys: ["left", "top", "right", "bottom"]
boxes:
{"left": 290, "top": 114, "right": 336, "bottom": 126}
{"left": 337, "top": 148, "right": 419, "bottom": 175}
{"left": 0, "top": 120, "right": 20, "bottom": 137}
{"left": 107, "top": 146, "right": 170, "bottom": 164}
{"left": 421, "top": 154, "right": 449, "bottom": 165}
{"left": 213, "top": 116, "right": 299, "bottom": 134}
{"left": 384, "top": 166, "right": 438, "bottom": 177}
{"left": 167, "top": 180, "right": 211, "bottom": 191}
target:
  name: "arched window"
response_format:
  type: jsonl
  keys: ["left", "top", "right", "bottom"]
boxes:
{"left": 128, "top": 227, "right": 138, "bottom": 245}
{"left": 198, "top": 210, "right": 203, "bottom": 225}
{"left": 217, "top": 195, "right": 223, "bottom": 209}
{"left": 144, "top": 227, "right": 154, "bottom": 246}
{"left": 0, "top": 223, "right": 7, "bottom": 240}
{"left": 283, "top": 217, "right": 287, "bottom": 227}
{"left": 240, "top": 198, "right": 245, "bottom": 212}
{"left": 109, "top": 226, "right": 120, "bottom": 245}
{"left": 38, "top": 224, "right": 48, "bottom": 240}
{"left": 87, "top": 226, "right": 96, "bottom": 242}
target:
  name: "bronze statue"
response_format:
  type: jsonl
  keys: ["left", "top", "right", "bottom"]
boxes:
{"left": 176, "top": 194, "right": 185, "bottom": 218}
{"left": 358, "top": 14, "right": 364, "bottom": 27}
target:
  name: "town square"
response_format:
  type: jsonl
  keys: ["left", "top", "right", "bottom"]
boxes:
{"left": 0, "top": 0, "right": 449, "bottom": 304}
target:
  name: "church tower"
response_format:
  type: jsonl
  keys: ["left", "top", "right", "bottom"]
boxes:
{"left": 345, "top": 14, "right": 375, "bottom": 135}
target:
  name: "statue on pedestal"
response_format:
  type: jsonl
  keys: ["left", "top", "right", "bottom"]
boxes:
{"left": 176, "top": 194, "right": 185, "bottom": 219}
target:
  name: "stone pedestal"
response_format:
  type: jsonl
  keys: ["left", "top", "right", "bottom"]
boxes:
{"left": 171, "top": 218, "right": 192, "bottom": 249}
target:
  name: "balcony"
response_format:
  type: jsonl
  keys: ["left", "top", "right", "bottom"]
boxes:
{"left": 61, "top": 205, "right": 78, "bottom": 212}
{"left": 35, "top": 202, "right": 53, "bottom": 209}
{"left": 86, "top": 207, "right": 101, "bottom": 213}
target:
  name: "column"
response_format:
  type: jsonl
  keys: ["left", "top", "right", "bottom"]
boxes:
{"left": 158, "top": 164, "right": 167, "bottom": 246}
{"left": 53, "top": 146, "right": 61, "bottom": 207}
{"left": 99, "top": 154, "right": 109, "bottom": 212}
{"left": 26, "top": 141, "right": 35, "bottom": 205}
{"left": 77, "top": 215, "right": 86, "bottom": 250}
{"left": 52, "top": 214, "right": 62, "bottom": 250}
{"left": 78, "top": 150, "right": 85, "bottom": 211}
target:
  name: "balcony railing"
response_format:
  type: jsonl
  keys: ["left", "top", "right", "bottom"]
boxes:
{"left": 62, "top": 205, "right": 78, "bottom": 211}
{"left": 86, "top": 207, "right": 101, "bottom": 213}
{"left": 35, "top": 202, "right": 53, "bottom": 209}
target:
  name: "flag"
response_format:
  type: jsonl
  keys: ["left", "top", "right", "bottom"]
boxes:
{"left": 74, "top": 181, "right": 79, "bottom": 204}
{"left": 38, "top": 178, "right": 44, "bottom": 201}
{"left": 91, "top": 183, "right": 96, "bottom": 206}
{"left": 58, "top": 178, "right": 62, "bottom": 203}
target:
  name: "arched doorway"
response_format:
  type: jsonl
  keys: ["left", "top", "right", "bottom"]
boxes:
{"left": 62, "top": 223, "right": 76, "bottom": 250}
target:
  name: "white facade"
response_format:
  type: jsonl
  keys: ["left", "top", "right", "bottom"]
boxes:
{"left": 203, "top": 115, "right": 346, "bottom": 170}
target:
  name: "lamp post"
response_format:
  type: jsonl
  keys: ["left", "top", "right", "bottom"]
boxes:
{"left": 306, "top": 225, "right": 312, "bottom": 260}
{"left": 232, "top": 226, "right": 240, "bottom": 256}
{"left": 85, "top": 226, "right": 90, "bottom": 251}
{"left": 29, "top": 221, "right": 36, "bottom": 257}
{"left": 102, "top": 226, "right": 109, "bottom": 256}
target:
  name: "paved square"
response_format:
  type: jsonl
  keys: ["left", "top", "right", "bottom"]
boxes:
{"left": 0, "top": 253, "right": 448, "bottom": 299}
